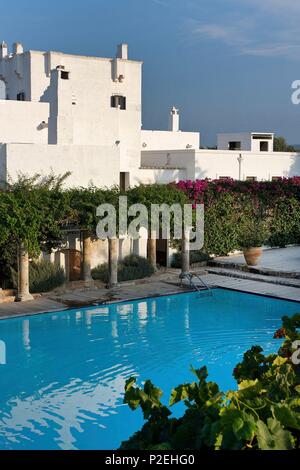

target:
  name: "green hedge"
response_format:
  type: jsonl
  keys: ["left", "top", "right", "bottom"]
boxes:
{"left": 176, "top": 179, "right": 300, "bottom": 256}
{"left": 171, "top": 250, "right": 210, "bottom": 268}
{"left": 92, "top": 254, "right": 154, "bottom": 283}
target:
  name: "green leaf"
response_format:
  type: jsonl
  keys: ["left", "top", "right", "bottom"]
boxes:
{"left": 273, "top": 404, "right": 300, "bottom": 431}
{"left": 273, "top": 356, "right": 288, "bottom": 366}
{"left": 169, "top": 384, "right": 190, "bottom": 406}
{"left": 232, "top": 413, "right": 256, "bottom": 442}
{"left": 124, "top": 377, "right": 136, "bottom": 391}
{"left": 238, "top": 379, "right": 259, "bottom": 390}
{"left": 256, "top": 418, "right": 295, "bottom": 450}
{"left": 190, "top": 365, "right": 208, "bottom": 381}
{"left": 143, "top": 380, "right": 163, "bottom": 403}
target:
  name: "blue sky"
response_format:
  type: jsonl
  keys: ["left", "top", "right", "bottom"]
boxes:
{"left": 1, "top": 0, "right": 300, "bottom": 145}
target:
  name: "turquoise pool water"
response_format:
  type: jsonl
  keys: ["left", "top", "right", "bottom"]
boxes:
{"left": 0, "top": 288, "right": 299, "bottom": 450}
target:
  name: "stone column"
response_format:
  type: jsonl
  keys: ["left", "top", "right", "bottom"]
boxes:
{"left": 108, "top": 237, "right": 118, "bottom": 288}
{"left": 148, "top": 230, "right": 157, "bottom": 270}
{"left": 82, "top": 232, "right": 93, "bottom": 282}
{"left": 181, "top": 229, "right": 190, "bottom": 276}
{"left": 16, "top": 244, "right": 34, "bottom": 302}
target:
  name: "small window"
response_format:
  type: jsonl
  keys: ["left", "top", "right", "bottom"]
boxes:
{"left": 228, "top": 141, "right": 241, "bottom": 150}
{"left": 61, "top": 71, "right": 70, "bottom": 80}
{"left": 260, "top": 141, "right": 269, "bottom": 151}
{"left": 271, "top": 176, "right": 281, "bottom": 181}
{"left": 246, "top": 176, "right": 257, "bottom": 181}
{"left": 17, "top": 92, "right": 25, "bottom": 101}
{"left": 219, "top": 176, "right": 231, "bottom": 180}
{"left": 111, "top": 95, "right": 126, "bottom": 110}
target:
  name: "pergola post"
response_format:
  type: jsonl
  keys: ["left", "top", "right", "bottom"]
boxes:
{"left": 148, "top": 230, "right": 157, "bottom": 271}
{"left": 16, "top": 244, "right": 34, "bottom": 302}
{"left": 108, "top": 237, "right": 118, "bottom": 288}
{"left": 181, "top": 228, "right": 190, "bottom": 276}
{"left": 82, "top": 231, "right": 93, "bottom": 282}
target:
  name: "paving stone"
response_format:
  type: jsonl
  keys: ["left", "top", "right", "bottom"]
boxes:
{"left": 1, "top": 268, "right": 300, "bottom": 321}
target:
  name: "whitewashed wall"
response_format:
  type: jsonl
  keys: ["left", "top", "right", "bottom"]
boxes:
{"left": 0, "top": 47, "right": 143, "bottom": 174}
{"left": 0, "top": 50, "right": 31, "bottom": 100}
{"left": 141, "top": 149, "right": 300, "bottom": 181}
{"left": 217, "top": 133, "right": 252, "bottom": 151}
{"left": 195, "top": 150, "right": 300, "bottom": 180}
{"left": 217, "top": 132, "right": 274, "bottom": 153}
{"left": 141, "top": 130, "right": 200, "bottom": 151}
{"left": 141, "top": 150, "right": 196, "bottom": 179}
{"left": 1, "top": 143, "right": 120, "bottom": 187}
{"left": 0, "top": 100, "right": 49, "bottom": 144}
{"left": 132, "top": 167, "right": 187, "bottom": 185}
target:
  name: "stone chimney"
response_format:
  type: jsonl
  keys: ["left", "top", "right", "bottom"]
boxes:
{"left": 0, "top": 41, "right": 8, "bottom": 59}
{"left": 168, "top": 106, "right": 180, "bottom": 132}
{"left": 13, "top": 42, "right": 23, "bottom": 55}
{"left": 116, "top": 43, "right": 128, "bottom": 60}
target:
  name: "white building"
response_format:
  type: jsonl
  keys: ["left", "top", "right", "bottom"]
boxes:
{"left": 1, "top": 41, "right": 300, "bottom": 188}
{"left": 217, "top": 132, "right": 274, "bottom": 153}
{"left": 1, "top": 41, "right": 300, "bottom": 272}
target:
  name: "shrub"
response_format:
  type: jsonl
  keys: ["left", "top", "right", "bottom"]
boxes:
{"left": 91, "top": 262, "right": 109, "bottom": 283}
{"left": 121, "top": 314, "right": 300, "bottom": 450}
{"left": 92, "top": 254, "right": 154, "bottom": 283}
{"left": 12, "top": 259, "right": 66, "bottom": 293}
{"left": 238, "top": 219, "right": 270, "bottom": 249}
{"left": 268, "top": 197, "right": 300, "bottom": 248}
{"left": 176, "top": 178, "right": 300, "bottom": 255}
{"left": 0, "top": 242, "right": 18, "bottom": 289}
{"left": 171, "top": 251, "right": 210, "bottom": 268}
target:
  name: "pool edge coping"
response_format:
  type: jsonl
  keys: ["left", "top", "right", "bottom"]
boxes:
{"left": 0, "top": 283, "right": 300, "bottom": 322}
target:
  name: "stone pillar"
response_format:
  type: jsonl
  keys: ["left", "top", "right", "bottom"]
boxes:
{"left": 82, "top": 232, "right": 93, "bottom": 282}
{"left": 16, "top": 244, "right": 33, "bottom": 302}
{"left": 108, "top": 237, "right": 118, "bottom": 288}
{"left": 181, "top": 229, "right": 190, "bottom": 276}
{"left": 148, "top": 230, "right": 157, "bottom": 270}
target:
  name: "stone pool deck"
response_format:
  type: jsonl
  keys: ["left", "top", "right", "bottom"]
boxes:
{"left": 0, "top": 265, "right": 300, "bottom": 320}
{"left": 210, "top": 246, "right": 300, "bottom": 278}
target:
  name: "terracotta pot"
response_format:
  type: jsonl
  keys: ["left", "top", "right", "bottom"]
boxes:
{"left": 243, "top": 247, "right": 262, "bottom": 266}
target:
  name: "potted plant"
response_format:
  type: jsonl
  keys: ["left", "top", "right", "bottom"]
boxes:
{"left": 239, "top": 219, "right": 269, "bottom": 266}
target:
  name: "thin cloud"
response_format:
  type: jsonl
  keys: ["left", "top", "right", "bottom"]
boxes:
{"left": 184, "top": 0, "right": 300, "bottom": 60}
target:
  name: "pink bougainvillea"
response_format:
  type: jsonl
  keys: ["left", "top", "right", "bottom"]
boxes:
{"left": 175, "top": 177, "right": 300, "bottom": 206}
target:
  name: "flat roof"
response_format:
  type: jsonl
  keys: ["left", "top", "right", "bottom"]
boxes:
{"left": 29, "top": 49, "right": 143, "bottom": 64}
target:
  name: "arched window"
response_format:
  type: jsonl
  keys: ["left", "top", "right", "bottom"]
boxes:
{"left": 0, "top": 79, "right": 6, "bottom": 100}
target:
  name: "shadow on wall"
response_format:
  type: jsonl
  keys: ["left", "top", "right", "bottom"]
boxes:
{"left": 134, "top": 168, "right": 187, "bottom": 185}
{"left": 288, "top": 154, "right": 300, "bottom": 177}
{"left": 194, "top": 163, "right": 208, "bottom": 180}
{"left": 0, "top": 79, "right": 6, "bottom": 99}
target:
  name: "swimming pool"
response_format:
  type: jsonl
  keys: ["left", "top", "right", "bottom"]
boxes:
{"left": 0, "top": 288, "right": 299, "bottom": 450}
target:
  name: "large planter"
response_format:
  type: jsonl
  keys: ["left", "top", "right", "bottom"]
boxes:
{"left": 243, "top": 247, "right": 262, "bottom": 266}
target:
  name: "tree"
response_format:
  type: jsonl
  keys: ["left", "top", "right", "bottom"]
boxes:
{"left": 68, "top": 186, "right": 119, "bottom": 283}
{"left": 273, "top": 136, "right": 296, "bottom": 152}
{"left": 0, "top": 173, "right": 71, "bottom": 299}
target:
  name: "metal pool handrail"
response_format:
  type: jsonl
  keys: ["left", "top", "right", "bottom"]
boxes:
{"left": 179, "top": 272, "right": 212, "bottom": 295}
